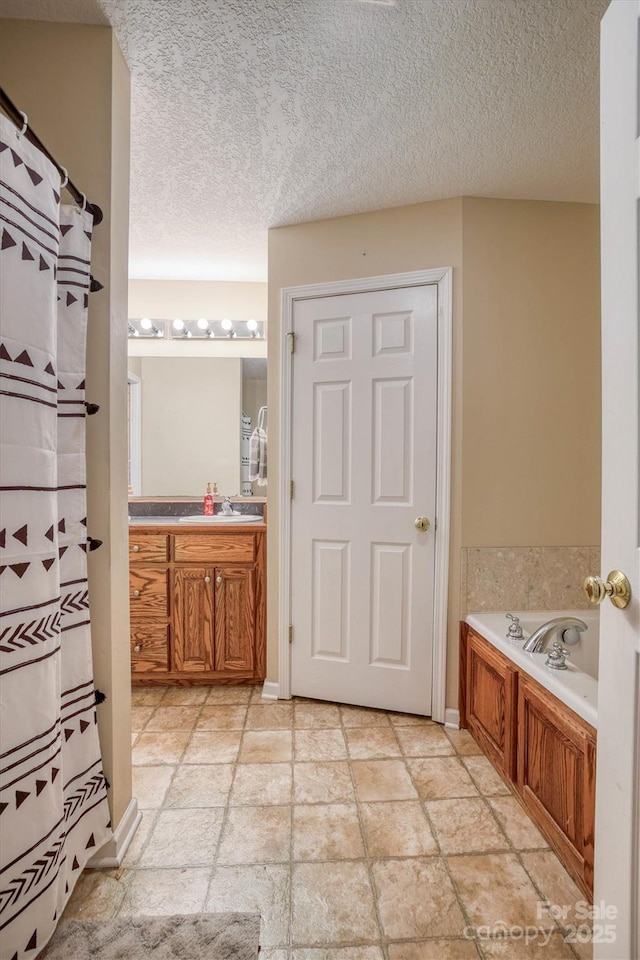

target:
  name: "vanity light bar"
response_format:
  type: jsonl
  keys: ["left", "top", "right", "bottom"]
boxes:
{"left": 127, "top": 318, "right": 266, "bottom": 340}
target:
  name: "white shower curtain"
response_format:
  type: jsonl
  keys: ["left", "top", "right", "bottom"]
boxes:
{"left": 0, "top": 116, "right": 112, "bottom": 960}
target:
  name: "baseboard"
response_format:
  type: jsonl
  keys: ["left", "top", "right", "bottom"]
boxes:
{"left": 87, "top": 798, "right": 141, "bottom": 869}
{"left": 444, "top": 707, "right": 460, "bottom": 730}
{"left": 261, "top": 680, "right": 280, "bottom": 700}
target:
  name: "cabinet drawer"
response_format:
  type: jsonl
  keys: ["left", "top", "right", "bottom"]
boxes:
{"left": 173, "top": 534, "right": 255, "bottom": 564}
{"left": 131, "top": 624, "right": 169, "bottom": 673}
{"left": 130, "top": 568, "right": 168, "bottom": 616}
{"left": 129, "top": 534, "right": 168, "bottom": 563}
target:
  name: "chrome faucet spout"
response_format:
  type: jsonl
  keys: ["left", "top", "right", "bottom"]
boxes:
{"left": 522, "top": 617, "right": 588, "bottom": 654}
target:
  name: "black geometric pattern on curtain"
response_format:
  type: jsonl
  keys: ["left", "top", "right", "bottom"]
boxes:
{"left": 0, "top": 115, "right": 111, "bottom": 960}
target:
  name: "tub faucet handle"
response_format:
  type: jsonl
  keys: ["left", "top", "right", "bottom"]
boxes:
{"left": 506, "top": 614, "right": 524, "bottom": 641}
{"left": 546, "top": 639, "right": 570, "bottom": 670}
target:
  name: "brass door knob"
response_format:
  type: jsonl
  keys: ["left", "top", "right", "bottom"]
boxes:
{"left": 583, "top": 570, "right": 631, "bottom": 609}
{"left": 414, "top": 517, "right": 430, "bottom": 532}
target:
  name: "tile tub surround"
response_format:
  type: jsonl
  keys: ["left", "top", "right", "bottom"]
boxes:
{"left": 59, "top": 686, "right": 597, "bottom": 958}
{"left": 461, "top": 546, "right": 601, "bottom": 614}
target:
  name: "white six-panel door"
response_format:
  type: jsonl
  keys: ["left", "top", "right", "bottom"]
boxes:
{"left": 595, "top": 4, "right": 640, "bottom": 957}
{"left": 290, "top": 285, "right": 438, "bottom": 714}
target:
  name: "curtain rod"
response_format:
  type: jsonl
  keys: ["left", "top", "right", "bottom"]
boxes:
{"left": 0, "top": 86, "right": 103, "bottom": 226}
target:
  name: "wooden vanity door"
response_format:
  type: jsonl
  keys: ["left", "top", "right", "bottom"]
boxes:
{"left": 172, "top": 566, "right": 215, "bottom": 672}
{"left": 214, "top": 567, "right": 255, "bottom": 673}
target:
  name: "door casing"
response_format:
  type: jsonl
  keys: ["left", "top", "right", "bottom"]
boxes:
{"left": 278, "top": 268, "right": 453, "bottom": 723}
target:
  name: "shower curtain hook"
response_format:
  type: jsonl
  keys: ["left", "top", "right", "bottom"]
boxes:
{"left": 59, "top": 166, "right": 69, "bottom": 189}
{"left": 79, "top": 191, "right": 88, "bottom": 212}
{"left": 17, "top": 111, "right": 28, "bottom": 136}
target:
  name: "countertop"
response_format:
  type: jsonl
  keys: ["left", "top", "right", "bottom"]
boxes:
{"left": 128, "top": 517, "right": 265, "bottom": 527}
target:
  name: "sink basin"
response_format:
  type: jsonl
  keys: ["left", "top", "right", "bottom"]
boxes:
{"left": 178, "top": 514, "right": 258, "bottom": 524}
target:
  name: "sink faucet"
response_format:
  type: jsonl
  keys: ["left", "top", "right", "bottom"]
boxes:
{"left": 522, "top": 617, "right": 588, "bottom": 653}
{"left": 220, "top": 497, "right": 234, "bottom": 516}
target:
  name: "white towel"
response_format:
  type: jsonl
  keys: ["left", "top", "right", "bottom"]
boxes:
{"left": 249, "top": 426, "right": 267, "bottom": 486}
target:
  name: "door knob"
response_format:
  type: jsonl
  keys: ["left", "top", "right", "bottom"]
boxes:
{"left": 216, "top": 576, "right": 223, "bottom": 583}
{"left": 204, "top": 576, "right": 211, "bottom": 583}
{"left": 133, "top": 589, "right": 140, "bottom": 597}
{"left": 583, "top": 570, "right": 631, "bottom": 609}
{"left": 414, "top": 517, "right": 430, "bottom": 532}
{"left": 133, "top": 644, "right": 141, "bottom": 653}
{"left": 132, "top": 544, "right": 139, "bottom": 552}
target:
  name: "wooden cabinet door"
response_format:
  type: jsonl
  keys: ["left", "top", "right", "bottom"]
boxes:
{"left": 214, "top": 566, "right": 255, "bottom": 673}
{"left": 172, "top": 567, "right": 215, "bottom": 672}
{"left": 517, "top": 674, "right": 596, "bottom": 895}
{"left": 466, "top": 630, "right": 517, "bottom": 780}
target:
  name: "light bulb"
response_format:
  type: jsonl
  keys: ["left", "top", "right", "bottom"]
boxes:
{"left": 140, "top": 317, "right": 152, "bottom": 330}
{"left": 197, "top": 317, "right": 209, "bottom": 331}
{"left": 221, "top": 318, "right": 233, "bottom": 331}
{"left": 247, "top": 318, "right": 258, "bottom": 332}
{"left": 172, "top": 318, "right": 185, "bottom": 331}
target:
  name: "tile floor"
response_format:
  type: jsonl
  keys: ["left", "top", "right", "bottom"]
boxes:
{"left": 63, "top": 685, "right": 594, "bottom": 959}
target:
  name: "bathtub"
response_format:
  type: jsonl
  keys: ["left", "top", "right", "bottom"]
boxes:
{"left": 465, "top": 609, "right": 599, "bottom": 729}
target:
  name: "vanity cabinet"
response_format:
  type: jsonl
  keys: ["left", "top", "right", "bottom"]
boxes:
{"left": 129, "top": 525, "right": 265, "bottom": 685}
{"left": 460, "top": 624, "right": 596, "bottom": 897}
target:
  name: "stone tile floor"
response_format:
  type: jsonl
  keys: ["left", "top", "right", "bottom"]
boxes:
{"left": 63, "top": 685, "right": 594, "bottom": 959}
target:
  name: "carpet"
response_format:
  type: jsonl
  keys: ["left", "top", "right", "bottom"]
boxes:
{"left": 39, "top": 913, "right": 261, "bottom": 959}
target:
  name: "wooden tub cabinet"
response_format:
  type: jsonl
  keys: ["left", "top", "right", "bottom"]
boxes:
{"left": 460, "top": 623, "right": 596, "bottom": 898}
{"left": 129, "top": 523, "right": 266, "bottom": 686}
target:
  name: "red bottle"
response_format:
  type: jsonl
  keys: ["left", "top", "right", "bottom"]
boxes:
{"left": 203, "top": 482, "right": 214, "bottom": 516}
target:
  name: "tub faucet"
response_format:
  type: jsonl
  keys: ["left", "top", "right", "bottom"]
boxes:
{"left": 522, "top": 617, "right": 588, "bottom": 654}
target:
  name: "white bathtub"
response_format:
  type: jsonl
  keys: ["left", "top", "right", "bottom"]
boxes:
{"left": 465, "top": 609, "right": 599, "bottom": 729}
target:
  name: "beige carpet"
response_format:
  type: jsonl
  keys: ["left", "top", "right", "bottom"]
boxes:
{"left": 39, "top": 913, "right": 260, "bottom": 959}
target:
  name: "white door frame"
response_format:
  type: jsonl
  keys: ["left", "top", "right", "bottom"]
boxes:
{"left": 278, "top": 267, "right": 453, "bottom": 723}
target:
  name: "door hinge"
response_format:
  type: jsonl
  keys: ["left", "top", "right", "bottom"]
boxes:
{"left": 290, "top": 480, "right": 295, "bottom": 500}
{"left": 287, "top": 331, "right": 296, "bottom": 353}
{"left": 289, "top": 624, "right": 294, "bottom": 644}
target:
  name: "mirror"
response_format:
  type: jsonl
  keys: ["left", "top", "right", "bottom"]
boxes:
{"left": 127, "top": 356, "right": 267, "bottom": 498}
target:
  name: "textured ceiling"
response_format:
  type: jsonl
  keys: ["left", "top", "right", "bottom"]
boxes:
{"left": 2, "top": 0, "right": 608, "bottom": 281}
{"left": 0, "top": 0, "right": 107, "bottom": 24}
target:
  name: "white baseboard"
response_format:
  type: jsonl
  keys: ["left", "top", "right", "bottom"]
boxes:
{"left": 444, "top": 708, "right": 460, "bottom": 730}
{"left": 261, "top": 680, "right": 280, "bottom": 700}
{"left": 87, "top": 798, "right": 141, "bottom": 869}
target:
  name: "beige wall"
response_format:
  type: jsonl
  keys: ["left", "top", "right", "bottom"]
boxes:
{"left": 268, "top": 197, "right": 601, "bottom": 709}
{"left": 0, "top": 21, "right": 132, "bottom": 827}
{"left": 267, "top": 198, "right": 465, "bottom": 692}
{"left": 461, "top": 197, "right": 601, "bottom": 546}
{"left": 129, "top": 279, "right": 267, "bottom": 323}
{"left": 138, "top": 357, "right": 242, "bottom": 496}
